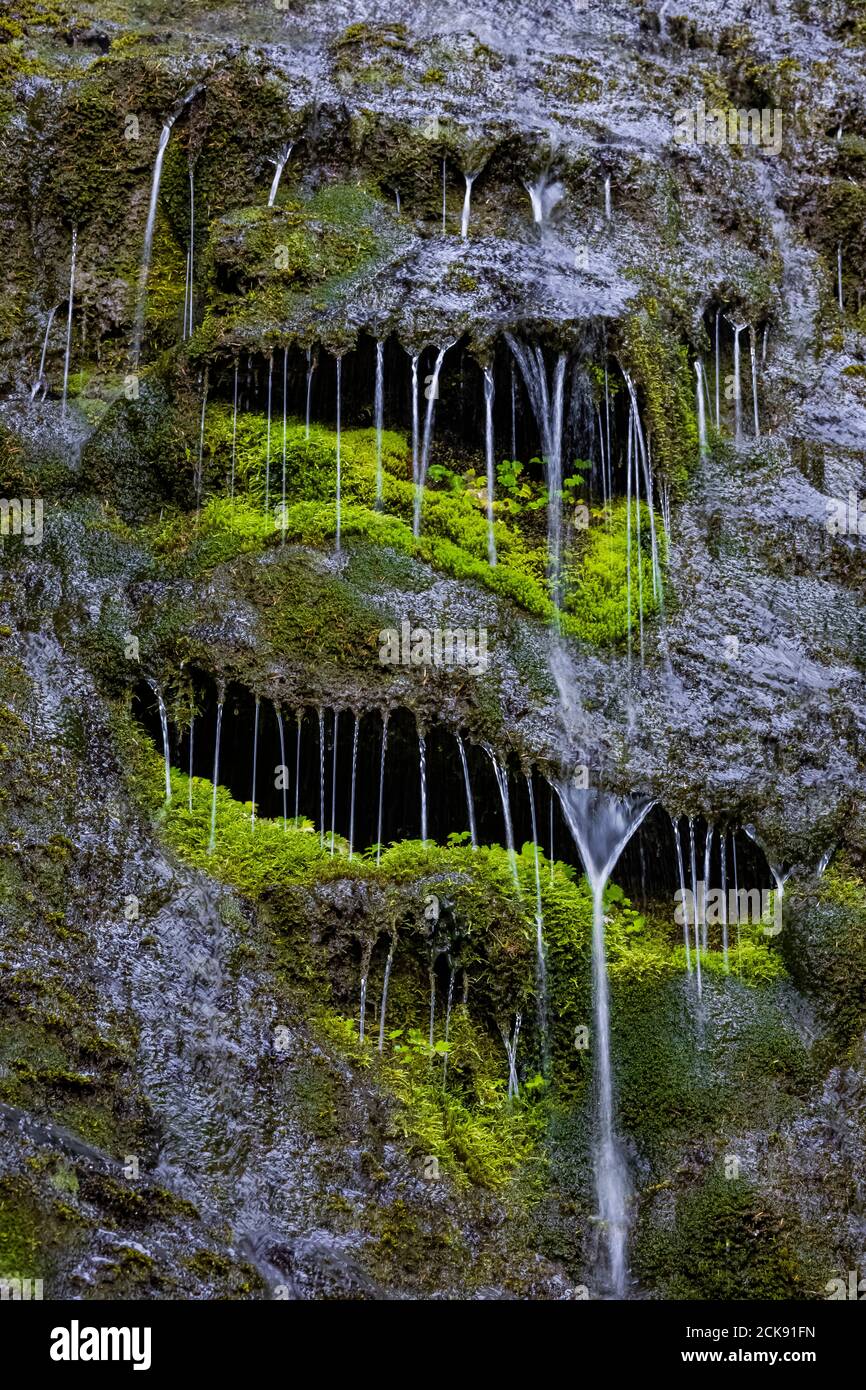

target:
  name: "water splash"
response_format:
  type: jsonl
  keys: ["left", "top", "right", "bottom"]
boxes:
{"left": 524, "top": 172, "right": 563, "bottom": 229}
{"left": 61, "top": 228, "right": 77, "bottom": 417}
{"left": 557, "top": 785, "right": 654, "bottom": 1296}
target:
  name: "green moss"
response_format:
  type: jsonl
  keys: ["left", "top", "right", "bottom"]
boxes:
{"left": 620, "top": 297, "right": 698, "bottom": 493}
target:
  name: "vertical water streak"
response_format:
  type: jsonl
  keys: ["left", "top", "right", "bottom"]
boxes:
{"left": 604, "top": 172, "right": 611, "bottom": 221}
{"left": 187, "top": 703, "right": 195, "bottom": 813}
{"left": 625, "top": 410, "right": 633, "bottom": 670}
{"left": 410, "top": 353, "right": 420, "bottom": 488}
{"left": 32, "top": 305, "right": 57, "bottom": 401}
{"left": 413, "top": 343, "right": 452, "bottom": 536}
{"left": 348, "top": 712, "right": 359, "bottom": 859}
{"left": 207, "top": 696, "right": 224, "bottom": 854}
{"left": 148, "top": 681, "right": 172, "bottom": 803}
{"left": 460, "top": 171, "right": 476, "bottom": 238}
{"left": 318, "top": 708, "right": 326, "bottom": 847}
{"left": 714, "top": 308, "right": 721, "bottom": 430}
{"left": 720, "top": 832, "right": 729, "bottom": 971}
{"left": 62, "top": 228, "right": 77, "bottom": 416}
{"left": 250, "top": 696, "right": 260, "bottom": 829}
{"left": 505, "top": 338, "right": 567, "bottom": 604}
{"left": 695, "top": 360, "right": 708, "bottom": 456}
{"left": 330, "top": 710, "right": 340, "bottom": 854}
{"left": 672, "top": 817, "right": 692, "bottom": 973}
{"left": 732, "top": 831, "right": 741, "bottom": 969}
{"left": 730, "top": 321, "right": 744, "bottom": 440}
{"left": 510, "top": 364, "right": 517, "bottom": 459}
{"left": 267, "top": 144, "right": 292, "bottom": 207}
{"left": 485, "top": 746, "right": 519, "bottom": 886}
{"left": 749, "top": 325, "right": 760, "bottom": 437}
{"left": 183, "top": 164, "right": 195, "bottom": 338}
{"left": 502, "top": 1015, "right": 521, "bottom": 1099}
{"left": 281, "top": 346, "right": 288, "bottom": 541}
{"left": 688, "top": 817, "right": 703, "bottom": 996}
{"left": 335, "top": 356, "right": 342, "bottom": 551}
{"left": 428, "top": 962, "right": 437, "bottom": 1052}
{"left": 265, "top": 352, "right": 273, "bottom": 513}
{"left": 634, "top": 419, "right": 645, "bottom": 666}
{"left": 229, "top": 360, "right": 239, "bottom": 500}
{"left": 418, "top": 730, "right": 428, "bottom": 841}
{"left": 441, "top": 156, "right": 447, "bottom": 234}
{"left": 456, "top": 733, "right": 477, "bottom": 847}
{"left": 378, "top": 939, "right": 396, "bottom": 1052}
{"left": 274, "top": 705, "right": 288, "bottom": 832}
{"left": 294, "top": 711, "right": 302, "bottom": 825}
{"left": 132, "top": 121, "right": 174, "bottom": 362}
{"left": 837, "top": 244, "right": 844, "bottom": 311}
{"left": 526, "top": 774, "right": 549, "bottom": 1069}
{"left": 376, "top": 711, "right": 389, "bottom": 864}
{"left": 305, "top": 348, "right": 315, "bottom": 440}
{"left": 195, "top": 371, "right": 208, "bottom": 519}
{"left": 483, "top": 365, "right": 498, "bottom": 565}
{"left": 702, "top": 823, "right": 714, "bottom": 952}
{"left": 442, "top": 965, "right": 456, "bottom": 1083}
{"left": 374, "top": 341, "right": 385, "bottom": 508}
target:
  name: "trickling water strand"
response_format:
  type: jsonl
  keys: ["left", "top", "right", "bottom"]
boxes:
{"left": 549, "top": 794, "right": 555, "bottom": 884}
{"left": 634, "top": 416, "right": 645, "bottom": 666}
{"left": 229, "top": 361, "right": 239, "bottom": 500}
{"left": 378, "top": 939, "right": 396, "bottom": 1053}
{"left": 348, "top": 713, "right": 359, "bottom": 860}
{"left": 688, "top": 818, "right": 703, "bottom": 996}
{"left": 505, "top": 338, "right": 567, "bottom": 605}
{"left": 265, "top": 352, "right": 273, "bottom": 513}
{"left": 837, "top": 244, "right": 844, "bottom": 311}
{"left": 305, "top": 349, "right": 315, "bottom": 440}
{"left": 418, "top": 730, "right": 428, "bottom": 840}
{"left": 428, "top": 961, "right": 437, "bottom": 1053}
{"left": 526, "top": 774, "right": 550, "bottom": 1070}
{"left": 250, "top": 696, "right": 260, "bottom": 829}
{"left": 510, "top": 364, "right": 517, "bottom": 459}
{"left": 183, "top": 164, "right": 195, "bottom": 338}
{"left": 720, "top": 832, "right": 729, "bottom": 971}
{"left": 275, "top": 705, "right": 288, "bottom": 832}
{"left": 729, "top": 320, "right": 744, "bottom": 440}
{"left": 359, "top": 945, "right": 372, "bottom": 1043}
{"left": 603, "top": 360, "right": 612, "bottom": 511}
{"left": 623, "top": 370, "right": 663, "bottom": 614}
{"left": 485, "top": 746, "right": 519, "bottom": 886}
{"left": 187, "top": 702, "right": 195, "bottom": 813}
{"left": 483, "top": 365, "right": 498, "bottom": 566}
{"left": 374, "top": 341, "right": 385, "bottom": 508}
{"left": 604, "top": 172, "right": 611, "bottom": 221}
{"left": 267, "top": 144, "right": 292, "bottom": 207}
{"left": 376, "top": 712, "right": 389, "bottom": 864}
{"left": 328, "top": 711, "right": 339, "bottom": 850}
{"left": 625, "top": 410, "right": 633, "bottom": 671}
{"left": 714, "top": 308, "right": 721, "bottom": 430}
{"left": 195, "top": 371, "right": 208, "bottom": 520}
{"left": 207, "top": 697, "right": 224, "bottom": 854}
{"left": 456, "top": 733, "right": 477, "bottom": 848}
{"left": 460, "top": 171, "right": 476, "bottom": 238}
{"left": 695, "top": 360, "right": 708, "bottom": 456}
{"left": 749, "top": 325, "right": 760, "bottom": 437}
{"left": 502, "top": 1014, "right": 521, "bottom": 1099}
{"left": 335, "top": 356, "right": 343, "bottom": 551}
{"left": 442, "top": 964, "right": 456, "bottom": 1084}
{"left": 413, "top": 343, "right": 453, "bottom": 537}
{"left": 762, "top": 324, "right": 769, "bottom": 365}
{"left": 62, "top": 228, "right": 77, "bottom": 416}
{"left": 557, "top": 787, "right": 654, "bottom": 1296}
{"left": 32, "top": 306, "right": 57, "bottom": 401}
{"left": 148, "top": 680, "right": 172, "bottom": 803}
{"left": 132, "top": 122, "right": 174, "bottom": 362}
{"left": 441, "top": 156, "right": 447, "bottom": 234}
{"left": 732, "top": 831, "right": 741, "bottom": 970}
{"left": 702, "top": 823, "right": 714, "bottom": 952}
{"left": 293, "top": 711, "right": 301, "bottom": 825}
{"left": 672, "top": 817, "right": 692, "bottom": 974}
{"left": 410, "top": 353, "right": 420, "bottom": 489}
{"left": 281, "top": 347, "right": 288, "bottom": 541}
{"left": 317, "top": 709, "right": 326, "bottom": 845}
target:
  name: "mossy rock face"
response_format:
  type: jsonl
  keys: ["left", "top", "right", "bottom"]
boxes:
{"left": 79, "top": 379, "right": 194, "bottom": 522}
{"left": 780, "top": 863, "right": 866, "bottom": 1058}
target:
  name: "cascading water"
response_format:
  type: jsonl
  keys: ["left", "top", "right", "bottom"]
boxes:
{"left": 604, "top": 172, "right": 611, "bottom": 221}
{"left": 374, "top": 341, "right": 385, "bottom": 508}
{"left": 61, "top": 228, "right": 77, "bottom": 416}
{"left": 410, "top": 353, "right": 420, "bottom": 489}
{"left": 318, "top": 708, "right": 326, "bottom": 847}
{"left": 413, "top": 343, "right": 453, "bottom": 536}
{"left": 557, "top": 785, "right": 654, "bottom": 1296}
{"left": 456, "top": 733, "right": 477, "bottom": 848}
{"left": 207, "top": 695, "right": 224, "bottom": 854}
{"left": 526, "top": 774, "right": 549, "bottom": 1069}
{"left": 714, "top": 308, "right": 721, "bottom": 430}
{"left": 728, "top": 319, "right": 745, "bottom": 440}
{"left": 267, "top": 144, "right": 292, "bottom": 207}
{"left": 524, "top": 172, "right": 563, "bottom": 230}
{"left": 483, "top": 365, "right": 497, "bottom": 566}
{"left": 702, "top": 823, "right": 714, "bottom": 951}
{"left": 195, "top": 372, "right": 208, "bottom": 518}
{"left": 293, "top": 712, "right": 301, "bottom": 825}
{"left": 187, "top": 702, "right": 195, "bottom": 813}
{"left": 502, "top": 1014, "right": 521, "bottom": 1099}
{"left": 505, "top": 337, "right": 567, "bottom": 604}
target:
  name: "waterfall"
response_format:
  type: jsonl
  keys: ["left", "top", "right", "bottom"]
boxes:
{"left": 250, "top": 696, "right": 260, "bottom": 829}
{"left": 195, "top": 371, "right": 208, "bottom": 518}
{"left": 305, "top": 349, "right": 315, "bottom": 440}
{"left": 335, "top": 356, "right": 343, "bottom": 551}
{"left": 132, "top": 114, "right": 178, "bottom": 363}
{"left": 281, "top": 346, "right": 288, "bottom": 541}
{"left": 604, "top": 172, "right": 611, "bottom": 221}
{"left": 505, "top": 337, "right": 567, "bottom": 603}
{"left": 267, "top": 144, "right": 292, "bottom": 207}
{"left": 526, "top": 774, "right": 549, "bottom": 1069}
{"left": 455, "top": 733, "right": 477, "bottom": 847}
{"left": 460, "top": 171, "right": 476, "bottom": 239}
{"left": 183, "top": 164, "right": 195, "bottom": 339}
{"left": 729, "top": 320, "right": 744, "bottom": 440}
{"left": 749, "top": 325, "right": 760, "bottom": 437}
{"left": 557, "top": 785, "right": 654, "bottom": 1296}
{"left": 32, "top": 305, "right": 57, "bottom": 401}
{"left": 695, "top": 360, "right": 708, "bottom": 456}
{"left": 147, "top": 680, "right": 172, "bottom": 802}
{"left": 702, "top": 823, "right": 714, "bottom": 951}
{"left": 294, "top": 711, "right": 302, "bottom": 825}
{"left": 714, "top": 308, "right": 721, "bottom": 430}
{"left": 413, "top": 342, "right": 453, "bottom": 537}
{"left": 483, "top": 365, "right": 497, "bottom": 566}
{"left": 348, "top": 713, "right": 359, "bottom": 859}
{"left": 418, "top": 730, "right": 428, "bottom": 840}
{"left": 502, "top": 1013, "right": 521, "bottom": 1099}
{"left": 61, "top": 228, "right": 77, "bottom": 416}
{"left": 318, "top": 709, "right": 326, "bottom": 847}
{"left": 485, "top": 745, "right": 519, "bottom": 886}
{"left": 671, "top": 817, "right": 692, "bottom": 974}
{"left": 687, "top": 818, "right": 702, "bottom": 993}
{"left": 378, "top": 938, "right": 396, "bottom": 1052}
{"left": 265, "top": 352, "right": 273, "bottom": 513}
{"left": 837, "top": 244, "right": 843, "bottom": 311}
{"left": 207, "top": 696, "right": 224, "bottom": 854}
{"left": 229, "top": 361, "right": 239, "bottom": 500}
{"left": 187, "top": 702, "right": 195, "bottom": 813}
{"left": 330, "top": 710, "right": 339, "bottom": 855}
{"left": 374, "top": 341, "right": 385, "bottom": 508}
{"left": 274, "top": 705, "right": 288, "bottom": 832}
{"left": 376, "top": 712, "right": 389, "bottom": 864}
{"left": 410, "top": 353, "right": 420, "bottom": 489}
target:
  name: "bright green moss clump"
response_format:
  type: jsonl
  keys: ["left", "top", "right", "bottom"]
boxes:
{"left": 621, "top": 297, "right": 698, "bottom": 494}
